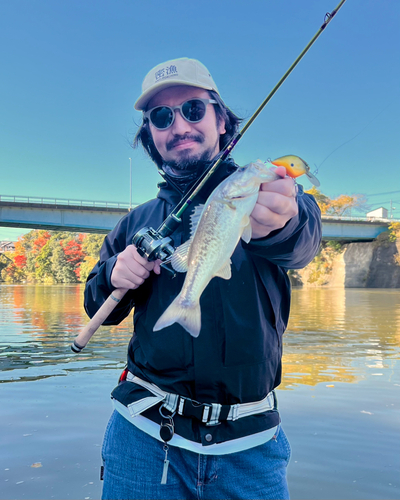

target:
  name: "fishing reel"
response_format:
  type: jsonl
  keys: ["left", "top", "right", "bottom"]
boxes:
{"left": 132, "top": 227, "right": 176, "bottom": 262}
{"left": 132, "top": 212, "right": 183, "bottom": 262}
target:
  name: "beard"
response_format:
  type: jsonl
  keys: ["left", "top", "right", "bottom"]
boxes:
{"left": 164, "top": 134, "right": 219, "bottom": 173}
{"left": 165, "top": 149, "right": 214, "bottom": 172}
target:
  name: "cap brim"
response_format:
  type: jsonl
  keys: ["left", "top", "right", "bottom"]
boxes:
{"left": 134, "top": 81, "right": 214, "bottom": 111}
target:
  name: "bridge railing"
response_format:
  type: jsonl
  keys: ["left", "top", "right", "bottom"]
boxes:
{"left": 1, "top": 194, "right": 399, "bottom": 223}
{"left": 322, "top": 214, "right": 399, "bottom": 223}
{"left": 0, "top": 194, "right": 132, "bottom": 210}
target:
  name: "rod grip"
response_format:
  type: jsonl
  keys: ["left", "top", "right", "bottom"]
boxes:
{"left": 71, "top": 288, "right": 128, "bottom": 353}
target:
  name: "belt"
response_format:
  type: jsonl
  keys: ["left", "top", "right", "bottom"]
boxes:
{"left": 125, "top": 373, "right": 277, "bottom": 427}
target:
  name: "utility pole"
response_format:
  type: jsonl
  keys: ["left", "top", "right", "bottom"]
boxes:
{"left": 390, "top": 199, "right": 396, "bottom": 219}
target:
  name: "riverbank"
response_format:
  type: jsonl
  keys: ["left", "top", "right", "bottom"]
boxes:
{"left": 291, "top": 235, "right": 400, "bottom": 288}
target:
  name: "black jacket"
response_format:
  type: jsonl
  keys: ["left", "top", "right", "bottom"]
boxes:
{"left": 84, "top": 159, "right": 322, "bottom": 446}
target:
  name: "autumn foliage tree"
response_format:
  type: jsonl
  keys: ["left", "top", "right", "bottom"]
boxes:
{"left": 79, "top": 234, "right": 104, "bottom": 283}
{"left": 62, "top": 236, "right": 85, "bottom": 279}
{"left": 388, "top": 222, "right": 400, "bottom": 242}
{"left": 1, "top": 230, "right": 104, "bottom": 284}
{"left": 388, "top": 222, "right": 400, "bottom": 266}
{"left": 306, "top": 187, "right": 368, "bottom": 216}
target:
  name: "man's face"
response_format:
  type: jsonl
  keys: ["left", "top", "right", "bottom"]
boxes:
{"left": 146, "top": 85, "right": 226, "bottom": 171}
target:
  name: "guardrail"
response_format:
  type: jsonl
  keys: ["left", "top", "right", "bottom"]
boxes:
{"left": 0, "top": 194, "right": 133, "bottom": 210}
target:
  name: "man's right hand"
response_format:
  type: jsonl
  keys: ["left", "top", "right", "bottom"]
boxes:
{"left": 111, "top": 245, "right": 162, "bottom": 290}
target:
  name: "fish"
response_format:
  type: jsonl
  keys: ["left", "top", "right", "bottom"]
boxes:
{"left": 153, "top": 156, "right": 313, "bottom": 337}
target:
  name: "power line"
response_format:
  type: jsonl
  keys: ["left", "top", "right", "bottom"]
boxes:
{"left": 364, "top": 190, "right": 400, "bottom": 197}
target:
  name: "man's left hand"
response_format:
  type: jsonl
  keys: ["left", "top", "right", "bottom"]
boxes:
{"left": 250, "top": 167, "right": 298, "bottom": 239}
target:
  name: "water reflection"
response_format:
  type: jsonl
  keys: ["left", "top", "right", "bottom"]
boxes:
{"left": 0, "top": 284, "right": 131, "bottom": 382}
{"left": 281, "top": 288, "right": 400, "bottom": 388}
{"left": 1, "top": 285, "right": 399, "bottom": 386}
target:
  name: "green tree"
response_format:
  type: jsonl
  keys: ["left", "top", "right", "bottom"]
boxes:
{"left": 79, "top": 255, "right": 98, "bottom": 283}
{"left": 35, "top": 241, "right": 54, "bottom": 283}
{"left": 50, "top": 241, "right": 77, "bottom": 283}
{"left": 82, "top": 234, "right": 105, "bottom": 258}
{"left": 79, "top": 234, "right": 105, "bottom": 282}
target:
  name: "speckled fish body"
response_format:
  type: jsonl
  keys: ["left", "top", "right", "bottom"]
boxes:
{"left": 153, "top": 160, "right": 280, "bottom": 337}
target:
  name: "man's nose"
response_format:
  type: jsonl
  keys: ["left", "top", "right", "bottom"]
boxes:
{"left": 171, "top": 111, "right": 192, "bottom": 135}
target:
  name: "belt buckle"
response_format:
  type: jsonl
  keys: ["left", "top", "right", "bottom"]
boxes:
{"left": 178, "top": 397, "right": 213, "bottom": 423}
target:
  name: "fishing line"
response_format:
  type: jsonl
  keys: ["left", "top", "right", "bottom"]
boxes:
{"left": 157, "top": 0, "right": 348, "bottom": 238}
{"left": 313, "top": 103, "right": 391, "bottom": 176}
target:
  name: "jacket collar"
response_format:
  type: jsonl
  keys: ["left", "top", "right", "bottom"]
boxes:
{"left": 156, "top": 156, "right": 239, "bottom": 206}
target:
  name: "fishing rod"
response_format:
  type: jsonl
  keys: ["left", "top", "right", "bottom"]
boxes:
{"left": 71, "top": 0, "right": 347, "bottom": 353}
{"left": 138, "top": 0, "right": 346, "bottom": 250}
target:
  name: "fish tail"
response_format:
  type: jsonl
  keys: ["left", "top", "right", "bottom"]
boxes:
{"left": 153, "top": 296, "right": 201, "bottom": 338}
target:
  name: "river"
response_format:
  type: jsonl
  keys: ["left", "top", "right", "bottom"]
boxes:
{"left": 0, "top": 284, "right": 399, "bottom": 499}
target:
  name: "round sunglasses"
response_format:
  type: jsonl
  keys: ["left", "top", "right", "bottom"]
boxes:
{"left": 144, "top": 98, "right": 217, "bottom": 130}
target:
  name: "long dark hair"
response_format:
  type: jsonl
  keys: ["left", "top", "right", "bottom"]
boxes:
{"left": 133, "top": 90, "right": 243, "bottom": 168}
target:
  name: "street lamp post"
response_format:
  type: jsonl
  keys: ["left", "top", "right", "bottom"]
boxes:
{"left": 129, "top": 158, "right": 132, "bottom": 210}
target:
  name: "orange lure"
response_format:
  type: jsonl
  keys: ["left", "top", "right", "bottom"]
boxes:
{"left": 270, "top": 155, "right": 320, "bottom": 187}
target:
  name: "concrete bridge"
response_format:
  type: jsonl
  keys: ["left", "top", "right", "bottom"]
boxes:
{"left": 0, "top": 195, "right": 132, "bottom": 234}
{"left": 0, "top": 194, "right": 396, "bottom": 241}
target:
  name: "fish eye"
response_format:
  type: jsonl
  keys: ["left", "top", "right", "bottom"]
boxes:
{"left": 291, "top": 163, "right": 294, "bottom": 167}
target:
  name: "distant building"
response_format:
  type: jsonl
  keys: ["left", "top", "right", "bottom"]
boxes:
{"left": 366, "top": 207, "right": 388, "bottom": 219}
{"left": 0, "top": 241, "right": 15, "bottom": 253}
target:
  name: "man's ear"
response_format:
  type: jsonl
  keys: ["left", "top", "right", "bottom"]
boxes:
{"left": 218, "top": 119, "right": 226, "bottom": 136}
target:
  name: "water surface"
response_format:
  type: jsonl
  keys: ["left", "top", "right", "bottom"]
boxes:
{"left": 0, "top": 285, "right": 399, "bottom": 499}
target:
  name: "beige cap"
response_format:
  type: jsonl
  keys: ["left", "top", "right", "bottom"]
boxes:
{"left": 134, "top": 57, "right": 219, "bottom": 111}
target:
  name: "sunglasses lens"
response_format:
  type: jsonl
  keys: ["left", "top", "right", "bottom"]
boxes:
{"left": 150, "top": 107, "right": 174, "bottom": 129}
{"left": 182, "top": 99, "right": 207, "bottom": 123}
{"left": 148, "top": 99, "right": 209, "bottom": 129}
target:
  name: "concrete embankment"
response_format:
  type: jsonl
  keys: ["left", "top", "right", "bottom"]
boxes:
{"left": 294, "top": 237, "right": 400, "bottom": 288}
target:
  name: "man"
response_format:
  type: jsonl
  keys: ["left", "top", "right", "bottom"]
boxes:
{"left": 84, "top": 57, "right": 322, "bottom": 500}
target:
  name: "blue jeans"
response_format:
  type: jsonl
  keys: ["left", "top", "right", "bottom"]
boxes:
{"left": 101, "top": 410, "right": 291, "bottom": 500}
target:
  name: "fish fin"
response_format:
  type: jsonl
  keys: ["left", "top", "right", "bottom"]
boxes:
{"left": 190, "top": 204, "right": 205, "bottom": 238}
{"left": 153, "top": 296, "right": 201, "bottom": 338}
{"left": 215, "top": 260, "right": 232, "bottom": 280}
{"left": 241, "top": 216, "right": 253, "bottom": 244}
{"left": 170, "top": 240, "right": 191, "bottom": 273}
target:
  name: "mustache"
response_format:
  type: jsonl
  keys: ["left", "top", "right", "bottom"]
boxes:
{"left": 166, "top": 134, "right": 204, "bottom": 151}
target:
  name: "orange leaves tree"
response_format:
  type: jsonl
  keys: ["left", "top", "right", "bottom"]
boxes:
{"left": 79, "top": 234, "right": 105, "bottom": 283}
{"left": 1, "top": 231, "right": 103, "bottom": 283}
{"left": 306, "top": 186, "right": 368, "bottom": 216}
{"left": 388, "top": 222, "right": 400, "bottom": 266}
{"left": 388, "top": 222, "right": 400, "bottom": 242}
{"left": 62, "top": 237, "right": 85, "bottom": 279}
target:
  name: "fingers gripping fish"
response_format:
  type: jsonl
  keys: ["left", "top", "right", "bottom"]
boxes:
{"left": 153, "top": 156, "right": 315, "bottom": 338}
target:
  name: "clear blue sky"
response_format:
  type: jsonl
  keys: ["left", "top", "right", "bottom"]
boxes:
{"left": 1, "top": 0, "right": 399, "bottom": 241}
